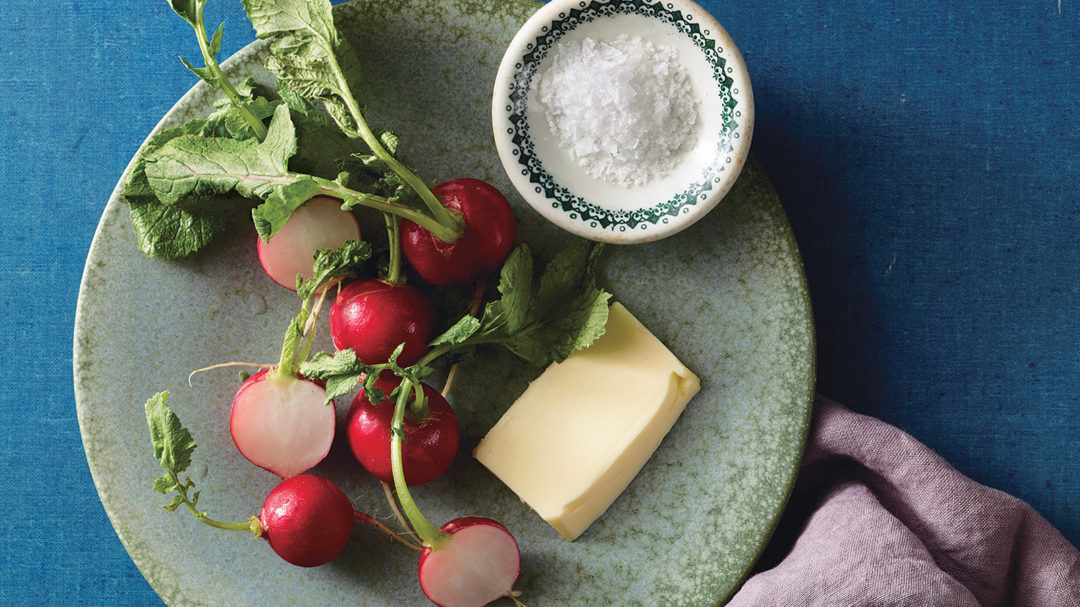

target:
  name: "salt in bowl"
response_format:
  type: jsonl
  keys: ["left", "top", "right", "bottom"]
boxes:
{"left": 492, "top": 0, "right": 754, "bottom": 244}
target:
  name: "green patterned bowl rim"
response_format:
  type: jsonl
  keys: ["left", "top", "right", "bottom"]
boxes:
{"left": 492, "top": 0, "right": 754, "bottom": 243}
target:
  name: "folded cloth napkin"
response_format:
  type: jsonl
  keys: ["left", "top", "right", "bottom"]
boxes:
{"left": 729, "top": 397, "right": 1080, "bottom": 606}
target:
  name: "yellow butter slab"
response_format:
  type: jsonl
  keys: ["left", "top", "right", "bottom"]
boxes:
{"left": 474, "top": 302, "right": 700, "bottom": 540}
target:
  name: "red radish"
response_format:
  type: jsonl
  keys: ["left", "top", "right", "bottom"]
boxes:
{"left": 257, "top": 195, "right": 361, "bottom": 290}
{"left": 418, "top": 517, "right": 521, "bottom": 607}
{"left": 329, "top": 279, "right": 436, "bottom": 366}
{"left": 258, "top": 474, "right": 354, "bottom": 567}
{"left": 401, "top": 179, "right": 516, "bottom": 286}
{"left": 347, "top": 374, "right": 459, "bottom": 486}
{"left": 230, "top": 369, "right": 335, "bottom": 479}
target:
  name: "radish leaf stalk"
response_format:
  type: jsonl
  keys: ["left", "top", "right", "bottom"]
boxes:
{"left": 168, "top": 0, "right": 269, "bottom": 140}
{"left": 389, "top": 379, "right": 446, "bottom": 549}
{"left": 275, "top": 238, "right": 373, "bottom": 378}
{"left": 241, "top": 0, "right": 463, "bottom": 237}
{"left": 384, "top": 213, "right": 404, "bottom": 284}
{"left": 145, "top": 391, "right": 261, "bottom": 534}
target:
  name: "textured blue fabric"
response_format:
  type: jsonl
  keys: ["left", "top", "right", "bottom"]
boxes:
{"left": 742, "top": 0, "right": 1080, "bottom": 556}
{"left": 3, "top": 0, "right": 1076, "bottom": 604}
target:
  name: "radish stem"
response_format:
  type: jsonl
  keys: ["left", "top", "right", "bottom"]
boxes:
{"left": 297, "top": 281, "right": 332, "bottom": 364}
{"left": 440, "top": 364, "right": 459, "bottom": 398}
{"left": 389, "top": 380, "right": 445, "bottom": 548}
{"left": 275, "top": 297, "right": 311, "bottom": 379}
{"left": 381, "top": 481, "right": 417, "bottom": 542}
{"left": 440, "top": 279, "right": 487, "bottom": 397}
{"left": 314, "top": 178, "right": 461, "bottom": 243}
{"left": 405, "top": 379, "right": 428, "bottom": 419}
{"left": 335, "top": 92, "right": 461, "bottom": 235}
{"left": 384, "top": 213, "right": 403, "bottom": 284}
{"left": 190, "top": 1, "right": 267, "bottom": 140}
{"left": 166, "top": 470, "right": 261, "bottom": 535}
{"left": 302, "top": 281, "right": 332, "bottom": 337}
{"left": 277, "top": 275, "right": 334, "bottom": 379}
{"left": 467, "top": 279, "right": 487, "bottom": 316}
{"left": 353, "top": 510, "right": 421, "bottom": 551}
{"left": 188, "top": 362, "right": 273, "bottom": 386}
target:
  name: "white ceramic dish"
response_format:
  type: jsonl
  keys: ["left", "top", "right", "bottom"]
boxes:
{"left": 492, "top": 0, "right": 754, "bottom": 244}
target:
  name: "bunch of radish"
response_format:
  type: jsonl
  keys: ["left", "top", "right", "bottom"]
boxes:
{"left": 140, "top": 0, "right": 542, "bottom": 603}
{"left": 156, "top": 174, "right": 525, "bottom": 606}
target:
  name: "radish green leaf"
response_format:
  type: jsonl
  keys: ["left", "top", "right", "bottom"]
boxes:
{"left": 297, "top": 238, "right": 373, "bottom": 299}
{"left": 144, "top": 105, "right": 314, "bottom": 205}
{"left": 145, "top": 391, "right": 197, "bottom": 475}
{"left": 420, "top": 241, "right": 611, "bottom": 368}
{"left": 242, "top": 0, "right": 366, "bottom": 136}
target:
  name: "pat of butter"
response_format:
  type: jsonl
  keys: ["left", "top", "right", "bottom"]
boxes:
{"left": 474, "top": 302, "right": 700, "bottom": 541}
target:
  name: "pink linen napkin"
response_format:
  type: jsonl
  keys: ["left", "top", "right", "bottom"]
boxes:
{"left": 729, "top": 397, "right": 1080, "bottom": 606}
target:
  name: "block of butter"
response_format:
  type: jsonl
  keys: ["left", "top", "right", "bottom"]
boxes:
{"left": 474, "top": 302, "right": 700, "bottom": 541}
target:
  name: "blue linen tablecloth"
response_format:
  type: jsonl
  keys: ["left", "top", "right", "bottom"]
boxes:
{"left": 2, "top": 0, "right": 1077, "bottom": 603}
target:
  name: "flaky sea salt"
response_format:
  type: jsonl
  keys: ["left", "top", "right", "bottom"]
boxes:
{"left": 534, "top": 34, "right": 699, "bottom": 187}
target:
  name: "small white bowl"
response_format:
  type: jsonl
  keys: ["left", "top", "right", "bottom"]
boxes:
{"left": 492, "top": 0, "right": 753, "bottom": 244}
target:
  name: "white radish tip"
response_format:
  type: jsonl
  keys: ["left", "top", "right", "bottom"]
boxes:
{"left": 186, "top": 361, "right": 272, "bottom": 386}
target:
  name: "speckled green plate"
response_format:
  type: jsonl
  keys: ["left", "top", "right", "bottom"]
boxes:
{"left": 73, "top": 0, "right": 814, "bottom": 605}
